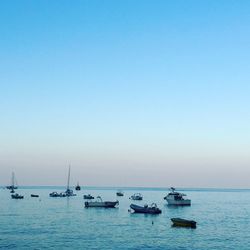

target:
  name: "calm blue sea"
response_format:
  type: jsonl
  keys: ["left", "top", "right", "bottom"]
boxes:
{"left": 0, "top": 187, "right": 250, "bottom": 250}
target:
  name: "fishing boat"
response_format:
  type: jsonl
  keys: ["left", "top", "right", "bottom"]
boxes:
{"left": 164, "top": 187, "right": 191, "bottom": 206}
{"left": 31, "top": 194, "right": 39, "bottom": 197}
{"left": 171, "top": 218, "right": 197, "bottom": 228}
{"left": 130, "top": 193, "right": 143, "bottom": 200}
{"left": 11, "top": 193, "right": 24, "bottom": 199}
{"left": 130, "top": 203, "right": 162, "bottom": 214}
{"left": 83, "top": 194, "right": 94, "bottom": 199}
{"left": 6, "top": 172, "right": 18, "bottom": 193}
{"left": 75, "top": 182, "right": 81, "bottom": 191}
{"left": 116, "top": 190, "right": 124, "bottom": 196}
{"left": 84, "top": 196, "right": 119, "bottom": 208}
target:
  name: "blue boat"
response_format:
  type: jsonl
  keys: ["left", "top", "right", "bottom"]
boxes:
{"left": 130, "top": 203, "right": 162, "bottom": 214}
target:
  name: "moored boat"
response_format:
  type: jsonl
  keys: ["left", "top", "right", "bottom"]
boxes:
{"left": 83, "top": 194, "right": 94, "bottom": 199}
{"left": 75, "top": 182, "right": 81, "bottom": 191}
{"left": 116, "top": 190, "right": 124, "bottom": 196}
{"left": 6, "top": 172, "right": 18, "bottom": 193}
{"left": 84, "top": 196, "right": 119, "bottom": 208}
{"left": 11, "top": 193, "right": 24, "bottom": 199}
{"left": 164, "top": 187, "right": 191, "bottom": 206}
{"left": 49, "top": 192, "right": 66, "bottom": 197}
{"left": 130, "top": 193, "right": 143, "bottom": 200}
{"left": 130, "top": 203, "right": 162, "bottom": 214}
{"left": 171, "top": 218, "right": 197, "bottom": 228}
{"left": 31, "top": 194, "right": 39, "bottom": 197}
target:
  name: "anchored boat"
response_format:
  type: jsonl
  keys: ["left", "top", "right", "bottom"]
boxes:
{"left": 84, "top": 196, "right": 119, "bottom": 208}
{"left": 130, "top": 203, "right": 162, "bottom": 214}
{"left": 6, "top": 172, "right": 18, "bottom": 193}
{"left": 130, "top": 193, "right": 143, "bottom": 200}
{"left": 116, "top": 190, "right": 124, "bottom": 196}
{"left": 75, "top": 182, "right": 81, "bottom": 191}
{"left": 83, "top": 194, "right": 94, "bottom": 199}
{"left": 164, "top": 187, "right": 191, "bottom": 206}
{"left": 171, "top": 218, "right": 197, "bottom": 228}
{"left": 11, "top": 193, "right": 24, "bottom": 199}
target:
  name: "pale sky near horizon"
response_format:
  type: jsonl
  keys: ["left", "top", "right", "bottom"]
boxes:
{"left": 0, "top": 0, "right": 250, "bottom": 188}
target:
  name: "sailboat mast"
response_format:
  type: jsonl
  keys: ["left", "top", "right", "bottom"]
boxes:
{"left": 11, "top": 172, "right": 14, "bottom": 187}
{"left": 67, "top": 165, "right": 71, "bottom": 190}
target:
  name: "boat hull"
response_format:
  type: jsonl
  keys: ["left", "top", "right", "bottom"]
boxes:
{"left": 85, "top": 201, "right": 118, "bottom": 208}
{"left": 11, "top": 194, "right": 24, "bottom": 199}
{"left": 171, "top": 218, "right": 196, "bottom": 228}
{"left": 130, "top": 204, "right": 161, "bottom": 214}
{"left": 166, "top": 198, "right": 191, "bottom": 206}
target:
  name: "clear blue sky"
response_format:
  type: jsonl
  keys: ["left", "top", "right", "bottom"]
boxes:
{"left": 0, "top": 0, "right": 250, "bottom": 187}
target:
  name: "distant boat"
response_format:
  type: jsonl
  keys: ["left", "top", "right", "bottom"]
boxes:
{"left": 49, "top": 165, "right": 76, "bottom": 197}
{"left": 164, "top": 187, "right": 191, "bottom": 206}
{"left": 31, "top": 194, "right": 39, "bottom": 198}
{"left": 75, "top": 182, "right": 81, "bottom": 191}
{"left": 65, "top": 165, "right": 76, "bottom": 197}
{"left": 130, "top": 193, "right": 143, "bottom": 200}
{"left": 171, "top": 218, "right": 197, "bottom": 228}
{"left": 83, "top": 194, "right": 94, "bottom": 199}
{"left": 130, "top": 203, "right": 162, "bottom": 214}
{"left": 84, "top": 196, "right": 119, "bottom": 208}
{"left": 49, "top": 192, "right": 66, "bottom": 197}
{"left": 6, "top": 172, "right": 18, "bottom": 193}
{"left": 11, "top": 193, "right": 24, "bottom": 199}
{"left": 116, "top": 190, "right": 124, "bottom": 196}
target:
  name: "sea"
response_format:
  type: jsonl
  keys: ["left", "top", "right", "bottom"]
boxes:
{"left": 0, "top": 186, "right": 250, "bottom": 250}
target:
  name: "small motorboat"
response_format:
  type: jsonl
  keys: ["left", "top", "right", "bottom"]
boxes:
{"left": 49, "top": 192, "right": 66, "bottom": 197}
{"left": 11, "top": 193, "right": 24, "bottom": 199}
{"left": 116, "top": 190, "right": 124, "bottom": 196}
{"left": 31, "top": 194, "right": 39, "bottom": 197}
{"left": 85, "top": 196, "right": 119, "bottom": 208}
{"left": 83, "top": 194, "right": 94, "bottom": 199}
{"left": 164, "top": 187, "right": 191, "bottom": 206}
{"left": 130, "top": 193, "right": 143, "bottom": 200}
{"left": 130, "top": 203, "right": 162, "bottom": 214}
{"left": 75, "top": 182, "right": 81, "bottom": 191}
{"left": 171, "top": 218, "right": 197, "bottom": 228}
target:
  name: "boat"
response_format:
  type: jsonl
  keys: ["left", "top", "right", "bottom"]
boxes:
{"left": 84, "top": 196, "right": 119, "bottom": 208}
{"left": 83, "top": 194, "right": 94, "bottom": 199}
{"left": 171, "top": 218, "right": 197, "bottom": 228}
{"left": 6, "top": 172, "right": 18, "bottom": 193}
{"left": 11, "top": 193, "right": 24, "bottom": 199}
{"left": 65, "top": 165, "right": 76, "bottom": 197}
{"left": 130, "top": 193, "right": 143, "bottom": 200}
{"left": 31, "top": 194, "right": 39, "bottom": 197}
{"left": 130, "top": 203, "right": 162, "bottom": 214}
{"left": 116, "top": 190, "right": 124, "bottom": 196}
{"left": 164, "top": 187, "right": 191, "bottom": 206}
{"left": 49, "top": 192, "right": 66, "bottom": 197}
{"left": 75, "top": 182, "right": 81, "bottom": 191}
{"left": 49, "top": 165, "right": 76, "bottom": 197}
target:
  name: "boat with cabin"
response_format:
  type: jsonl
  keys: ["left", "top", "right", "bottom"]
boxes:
{"left": 130, "top": 193, "right": 143, "bottom": 200}
{"left": 130, "top": 203, "right": 162, "bottom": 214}
{"left": 31, "top": 194, "right": 39, "bottom": 197}
{"left": 84, "top": 196, "right": 119, "bottom": 208}
{"left": 49, "top": 192, "right": 66, "bottom": 197}
{"left": 171, "top": 218, "right": 196, "bottom": 228}
{"left": 83, "top": 194, "right": 94, "bottom": 199}
{"left": 164, "top": 187, "right": 191, "bottom": 206}
{"left": 75, "top": 182, "right": 81, "bottom": 191}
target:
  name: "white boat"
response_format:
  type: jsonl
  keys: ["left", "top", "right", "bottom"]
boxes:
{"left": 84, "top": 196, "right": 119, "bottom": 208}
{"left": 130, "top": 193, "right": 143, "bottom": 200}
{"left": 164, "top": 187, "right": 191, "bottom": 206}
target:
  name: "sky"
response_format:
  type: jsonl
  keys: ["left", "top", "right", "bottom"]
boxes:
{"left": 0, "top": 0, "right": 250, "bottom": 188}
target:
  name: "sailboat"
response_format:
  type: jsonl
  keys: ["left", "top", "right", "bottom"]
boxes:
{"left": 65, "top": 165, "right": 76, "bottom": 197}
{"left": 6, "top": 172, "right": 18, "bottom": 193}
